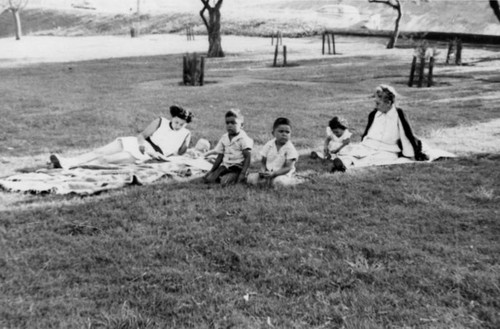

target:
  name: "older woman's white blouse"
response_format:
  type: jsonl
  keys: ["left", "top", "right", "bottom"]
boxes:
{"left": 362, "top": 106, "right": 401, "bottom": 153}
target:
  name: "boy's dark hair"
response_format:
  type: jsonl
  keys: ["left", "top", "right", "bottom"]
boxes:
{"left": 170, "top": 105, "right": 193, "bottom": 123}
{"left": 225, "top": 109, "right": 244, "bottom": 122}
{"left": 273, "top": 117, "right": 291, "bottom": 130}
{"left": 328, "top": 116, "right": 348, "bottom": 130}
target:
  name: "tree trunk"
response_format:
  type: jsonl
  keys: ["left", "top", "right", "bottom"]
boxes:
{"left": 11, "top": 9, "right": 22, "bottom": 40}
{"left": 200, "top": 0, "right": 224, "bottom": 58}
{"left": 207, "top": 8, "right": 224, "bottom": 57}
{"left": 490, "top": 0, "right": 500, "bottom": 22}
{"left": 386, "top": 4, "right": 402, "bottom": 49}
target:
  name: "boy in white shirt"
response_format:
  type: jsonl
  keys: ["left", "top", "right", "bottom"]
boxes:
{"left": 247, "top": 117, "right": 299, "bottom": 187}
{"left": 204, "top": 109, "right": 253, "bottom": 186}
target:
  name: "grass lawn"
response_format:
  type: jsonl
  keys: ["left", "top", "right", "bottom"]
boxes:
{"left": 0, "top": 37, "right": 499, "bottom": 328}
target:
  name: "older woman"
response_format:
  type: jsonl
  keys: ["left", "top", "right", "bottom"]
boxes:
{"left": 333, "top": 84, "right": 427, "bottom": 171}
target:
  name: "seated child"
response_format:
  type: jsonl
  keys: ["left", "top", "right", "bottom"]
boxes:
{"left": 203, "top": 109, "right": 253, "bottom": 186}
{"left": 310, "top": 116, "right": 352, "bottom": 160}
{"left": 184, "top": 138, "right": 211, "bottom": 159}
{"left": 247, "top": 117, "right": 299, "bottom": 187}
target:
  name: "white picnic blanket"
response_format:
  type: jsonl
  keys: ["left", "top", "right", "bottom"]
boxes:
{"left": 337, "top": 141, "right": 457, "bottom": 169}
{"left": 0, "top": 156, "right": 213, "bottom": 195}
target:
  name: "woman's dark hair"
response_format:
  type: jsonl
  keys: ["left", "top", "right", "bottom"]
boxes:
{"left": 170, "top": 105, "right": 193, "bottom": 123}
{"left": 273, "top": 117, "right": 291, "bottom": 130}
{"left": 328, "top": 116, "right": 348, "bottom": 130}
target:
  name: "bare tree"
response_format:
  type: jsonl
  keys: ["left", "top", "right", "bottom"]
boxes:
{"left": 200, "top": 0, "right": 224, "bottom": 58}
{"left": 368, "top": 0, "right": 429, "bottom": 49}
{"left": 490, "top": 0, "right": 500, "bottom": 22}
{"left": 1, "top": 0, "right": 29, "bottom": 40}
{"left": 368, "top": 0, "right": 403, "bottom": 49}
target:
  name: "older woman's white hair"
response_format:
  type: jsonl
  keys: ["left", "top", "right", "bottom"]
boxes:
{"left": 375, "top": 84, "right": 398, "bottom": 104}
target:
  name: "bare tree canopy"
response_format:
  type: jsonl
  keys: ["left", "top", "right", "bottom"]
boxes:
{"left": 200, "top": 0, "right": 224, "bottom": 58}
{"left": 490, "top": 0, "right": 500, "bottom": 22}
{"left": 368, "top": 0, "right": 403, "bottom": 48}
{"left": 1, "top": 0, "right": 29, "bottom": 40}
{"left": 368, "top": 0, "right": 429, "bottom": 49}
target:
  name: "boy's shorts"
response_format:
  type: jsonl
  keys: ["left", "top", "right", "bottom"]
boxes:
{"left": 205, "top": 165, "right": 242, "bottom": 185}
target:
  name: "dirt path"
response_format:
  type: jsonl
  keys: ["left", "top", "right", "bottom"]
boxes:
{"left": 0, "top": 34, "right": 424, "bottom": 68}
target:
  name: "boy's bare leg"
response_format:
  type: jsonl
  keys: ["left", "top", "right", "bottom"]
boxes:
{"left": 83, "top": 151, "right": 136, "bottom": 166}
{"left": 51, "top": 140, "right": 125, "bottom": 169}
{"left": 204, "top": 166, "right": 227, "bottom": 184}
{"left": 70, "top": 140, "right": 125, "bottom": 165}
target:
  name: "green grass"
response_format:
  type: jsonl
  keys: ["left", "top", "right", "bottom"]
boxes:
{"left": 0, "top": 49, "right": 499, "bottom": 156}
{"left": 1, "top": 156, "right": 499, "bottom": 328}
{"left": 0, "top": 40, "right": 499, "bottom": 328}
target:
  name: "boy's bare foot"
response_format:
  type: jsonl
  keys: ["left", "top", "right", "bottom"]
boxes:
{"left": 331, "top": 158, "right": 346, "bottom": 173}
{"left": 50, "top": 154, "right": 62, "bottom": 168}
{"left": 50, "top": 154, "right": 72, "bottom": 169}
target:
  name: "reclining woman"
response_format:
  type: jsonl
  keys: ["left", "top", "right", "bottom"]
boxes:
{"left": 332, "top": 84, "right": 427, "bottom": 171}
{"left": 50, "top": 105, "right": 194, "bottom": 169}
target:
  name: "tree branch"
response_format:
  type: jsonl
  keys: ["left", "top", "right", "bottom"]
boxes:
{"left": 368, "top": 0, "right": 399, "bottom": 9}
{"left": 215, "top": 0, "right": 223, "bottom": 10}
{"left": 490, "top": 0, "right": 500, "bottom": 22}
{"left": 200, "top": 0, "right": 210, "bottom": 29}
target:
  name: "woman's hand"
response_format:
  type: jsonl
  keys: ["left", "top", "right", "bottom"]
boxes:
{"left": 324, "top": 149, "right": 332, "bottom": 160}
{"left": 149, "top": 151, "right": 168, "bottom": 161}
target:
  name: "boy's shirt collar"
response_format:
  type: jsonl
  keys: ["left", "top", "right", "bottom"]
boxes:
{"left": 376, "top": 105, "right": 397, "bottom": 117}
{"left": 271, "top": 138, "right": 292, "bottom": 149}
{"left": 224, "top": 129, "right": 248, "bottom": 141}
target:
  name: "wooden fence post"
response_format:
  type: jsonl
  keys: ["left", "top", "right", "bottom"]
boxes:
{"left": 427, "top": 56, "right": 434, "bottom": 87}
{"left": 273, "top": 43, "right": 279, "bottom": 67}
{"left": 418, "top": 55, "right": 425, "bottom": 88}
{"left": 183, "top": 53, "right": 205, "bottom": 86}
{"left": 331, "top": 33, "right": 336, "bottom": 54}
{"left": 327, "top": 33, "right": 331, "bottom": 54}
{"left": 446, "top": 39, "right": 454, "bottom": 64}
{"left": 183, "top": 55, "right": 188, "bottom": 85}
{"left": 190, "top": 53, "right": 197, "bottom": 86}
{"left": 408, "top": 56, "right": 417, "bottom": 87}
{"left": 322, "top": 32, "right": 326, "bottom": 55}
{"left": 199, "top": 56, "right": 205, "bottom": 86}
{"left": 283, "top": 46, "right": 287, "bottom": 67}
{"left": 455, "top": 39, "right": 462, "bottom": 65}
{"left": 186, "top": 27, "right": 195, "bottom": 41}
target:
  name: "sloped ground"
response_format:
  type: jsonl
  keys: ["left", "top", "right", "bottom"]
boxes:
{"left": 0, "top": 33, "right": 499, "bottom": 180}
{"left": 1, "top": 0, "right": 500, "bottom": 39}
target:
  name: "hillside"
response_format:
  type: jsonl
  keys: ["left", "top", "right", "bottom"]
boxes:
{"left": 1, "top": 0, "right": 499, "bottom": 39}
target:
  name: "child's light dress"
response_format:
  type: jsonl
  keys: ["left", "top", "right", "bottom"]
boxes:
{"left": 326, "top": 127, "right": 352, "bottom": 156}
